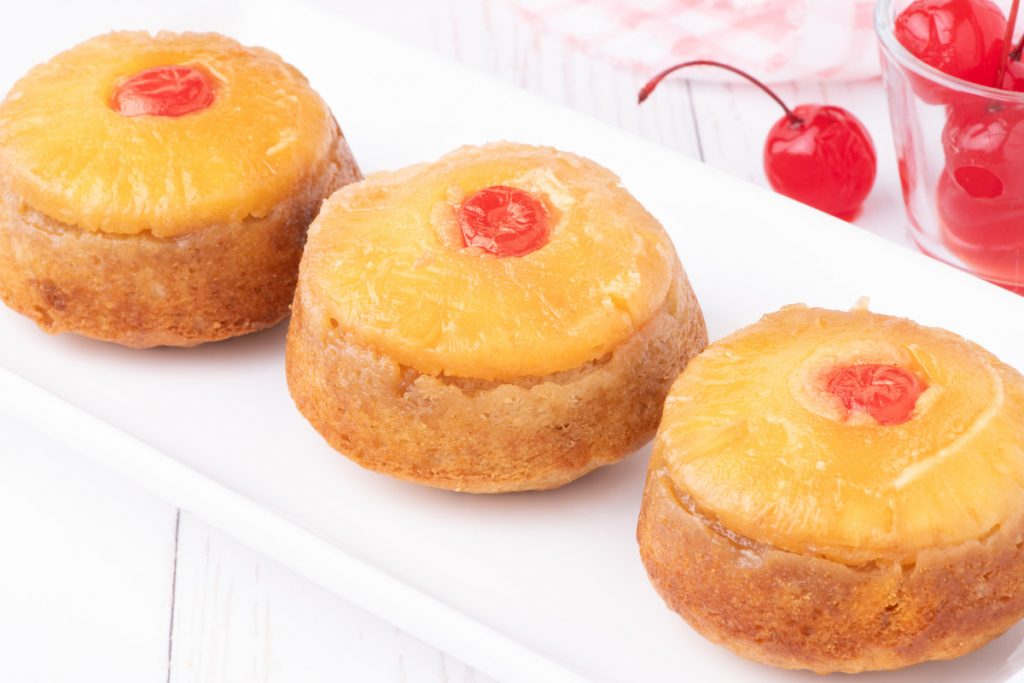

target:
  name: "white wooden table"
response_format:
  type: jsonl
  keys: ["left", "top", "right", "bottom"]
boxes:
{"left": 0, "top": 2, "right": 913, "bottom": 681}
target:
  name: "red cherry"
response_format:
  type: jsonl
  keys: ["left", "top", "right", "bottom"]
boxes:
{"left": 111, "top": 65, "right": 215, "bottom": 118}
{"left": 764, "top": 105, "right": 877, "bottom": 221}
{"left": 825, "top": 364, "right": 926, "bottom": 426}
{"left": 939, "top": 100, "right": 1024, "bottom": 288}
{"left": 456, "top": 185, "right": 550, "bottom": 257}
{"left": 639, "top": 61, "right": 876, "bottom": 220}
{"left": 937, "top": 169, "right": 1024, "bottom": 286}
{"left": 894, "top": 0, "right": 1006, "bottom": 98}
{"left": 942, "top": 100, "right": 1024, "bottom": 201}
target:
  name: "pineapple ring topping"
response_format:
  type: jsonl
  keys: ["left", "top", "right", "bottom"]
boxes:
{"left": 455, "top": 185, "right": 550, "bottom": 257}
{"left": 111, "top": 65, "right": 215, "bottom": 117}
{"left": 825, "top": 364, "right": 926, "bottom": 426}
{"left": 657, "top": 305, "right": 1024, "bottom": 563}
{"left": 0, "top": 31, "right": 338, "bottom": 236}
{"left": 303, "top": 142, "right": 677, "bottom": 381}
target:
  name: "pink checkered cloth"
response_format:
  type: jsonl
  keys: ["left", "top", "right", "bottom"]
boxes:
{"left": 505, "top": 0, "right": 880, "bottom": 82}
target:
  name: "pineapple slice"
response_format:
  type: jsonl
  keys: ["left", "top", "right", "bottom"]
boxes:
{"left": 657, "top": 305, "right": 1024, "bottom": 563}
{"left": 0, "top": 31, "right": 336, "bottom": 237}
{"left": 300, "top": 142, "right": 677, "bottom": 381}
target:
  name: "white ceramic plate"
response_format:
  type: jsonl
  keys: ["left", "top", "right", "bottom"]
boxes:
{"left": 3, "top": 2, "right": 1024, "bottom": 681}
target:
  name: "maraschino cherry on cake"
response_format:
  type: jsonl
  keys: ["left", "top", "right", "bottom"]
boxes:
{"left": 638, "top": 304, "right": 1024, "bottom": 673}
{"left": 286, "top": 142, "right": 707, "bottom": 493}
{"left": 0, "top": 31, "right": 360, "bottom": 347}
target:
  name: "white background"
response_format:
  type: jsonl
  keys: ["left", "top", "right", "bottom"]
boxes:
{"left": 0, "top": 1, "right": 917, "bottom": 682}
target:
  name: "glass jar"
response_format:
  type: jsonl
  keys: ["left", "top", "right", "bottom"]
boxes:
{"left": 876, "top": 0, "right": 1024, "bottom": 293}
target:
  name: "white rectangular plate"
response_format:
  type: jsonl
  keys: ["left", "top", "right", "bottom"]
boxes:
{"left": 3, "top": 2, "right": 1024, "bottom": 681}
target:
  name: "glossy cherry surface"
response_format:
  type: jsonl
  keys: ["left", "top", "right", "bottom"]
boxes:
{"left": 112, "top": 65, "right": 215, "bottom": 117}
{"left": 456, "top": 185, "right": 550, "bottom": 257}
{"left": 894, "top": 0, "right": 1006, "bottom": 88}
{"left": 639, "top": 60, "right": 876, "bottom": 220}
{"left": 764, "top": 105, "right": 877, "bottom": 220}
{"left": 826, "top": 364, "right": 926, "bottom": 426}
{"left": 942, "top": 100, "right": 1024, "bottom": 201}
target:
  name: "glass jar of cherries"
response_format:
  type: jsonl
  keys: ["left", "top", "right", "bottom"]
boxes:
{"left": 877, "top": 0, "right": 1024, "bottom": 293}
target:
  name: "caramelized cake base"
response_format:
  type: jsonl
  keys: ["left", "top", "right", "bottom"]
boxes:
{"left": 0, "top": 128, "right": 358, "bottom": 347}
{"left": 286, "top": 266, "right": 707, "bottom": 493}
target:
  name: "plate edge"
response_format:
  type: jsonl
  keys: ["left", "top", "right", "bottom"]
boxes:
{"left": 0, "top": 365, "right": 593, "bottom": 683}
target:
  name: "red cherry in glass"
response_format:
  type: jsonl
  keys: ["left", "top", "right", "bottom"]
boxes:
{"left": 942, "top": 100, "right": 1024, "bottom": 201}
{"left": 939, "top": 101, "right": 1024, "bottom": 287}
{"left": 639, "top": 61, "right": 876, "bottom": 220}
{"left": 825, "top": 364, "right": 926, "bottom": 426}
{"left": 894, "top": 0, "right": 1006, "bottom": 100}
{"left": 456, "top": 185, "right": 550, "bottom": 257}
{"left": 112, "top": 65, "right": 215, "bottom": 118}
{"left": 937, "top": 169, "right": 1024, "bottom": 287}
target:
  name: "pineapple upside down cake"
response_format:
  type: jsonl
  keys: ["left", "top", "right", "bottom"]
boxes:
{"left": 0, "top": 31, "right": 360, "bottom": 347}
{"left": 286, "top": 142, "right": 708, "bottom": 493}
{"left": 639, "top": 304, "right": 1024, "bottom": 673}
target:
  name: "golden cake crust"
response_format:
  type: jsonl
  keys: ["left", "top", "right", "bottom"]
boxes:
{"left": 0, "top": 127, "right": 359, "bottom": 347}
{"left": 638, "top": 305, "right": 1024, "bottom": 672}
{"left": 638, "top": 468, "right": 1024, "bottom": 673}
{"left": 286, "top": 264, "right": 707, "bottom": 492}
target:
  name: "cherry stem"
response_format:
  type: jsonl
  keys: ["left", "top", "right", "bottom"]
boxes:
{"left": 997, "top": 0, "right": 1021, "bottom": 84}
{"left": 638, "top": 59, "right": 800, "bottom": 125}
